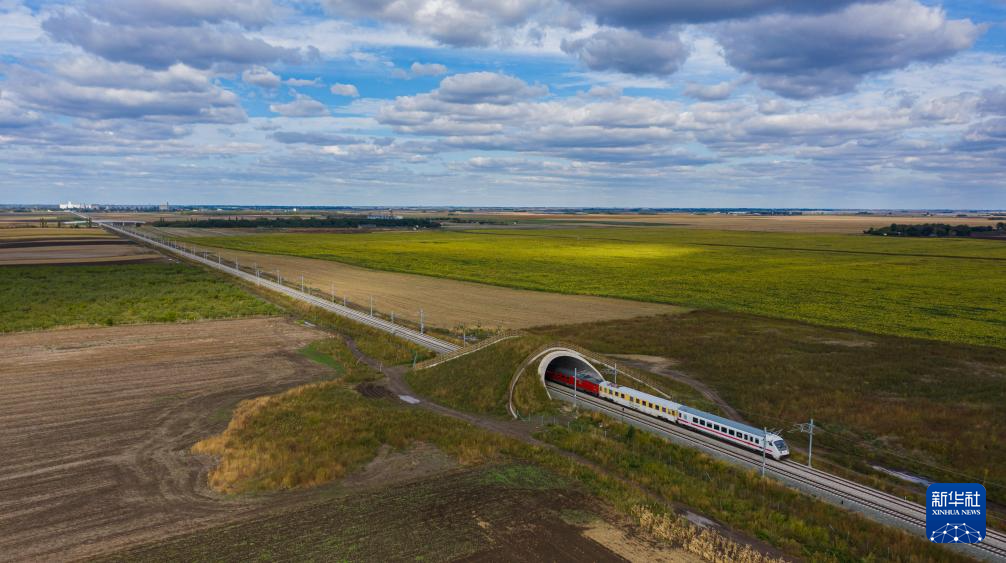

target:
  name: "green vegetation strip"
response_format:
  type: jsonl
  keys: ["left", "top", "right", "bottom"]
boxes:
{"left": 183, "top": 227, "right": 1006, "bottom": 348}
{"left": 0, "top": 264, "right": 276, "bottom": 332}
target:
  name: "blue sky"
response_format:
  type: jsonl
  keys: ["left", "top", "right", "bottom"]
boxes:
{"left": 0, "top": 0, "right": 1004, "bottom": 207}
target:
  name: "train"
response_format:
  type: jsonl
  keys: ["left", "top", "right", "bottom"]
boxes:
{"left": 544, "top": 366, "right": 790, "bottom": 460}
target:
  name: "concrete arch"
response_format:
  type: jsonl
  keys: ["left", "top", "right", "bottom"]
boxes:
{"left": 508, "top": 347, "right": 607, "bottom": 419}
{"left": 536, "top": 350, "right": 604, "bottom": 388}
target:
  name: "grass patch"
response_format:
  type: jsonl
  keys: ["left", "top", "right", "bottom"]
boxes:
{"left": 193, "top": 381, "right": 507, "bottom": 493}
{"left": 184, "top": 227, "right": 1006, "bottom": 348}
{"left": 299, "top": 337, "right": 387, "bottom": 383}
{"left": 0, "top": 263, "right": 276, "bottom": 333}
{"left": 406, "top": 335, "right": 552, "bottom": 416}
{"left": 540, "top": 413, "right": 968, "bottom": 562}
{"left": 298, "top": 340, "right": 347, "bottom": 376}
{"left": 534, "top": 311, "right": 1006, "bottom": 508}
{"left": 478, "top": 464, "right": 566, "bottom": 490}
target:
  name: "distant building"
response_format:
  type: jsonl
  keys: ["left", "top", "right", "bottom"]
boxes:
{"left": 367, "top": 210, "right": 404, "bottom": 220}
{"left": 59, "top": 201, "right": 94, "bottom": 210}
{"left": 158, "top": 202, "right": 170, "bottom": 211}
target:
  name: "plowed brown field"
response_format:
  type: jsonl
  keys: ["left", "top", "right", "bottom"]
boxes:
{"left": 0, "top": 227, "right": 162, "bottom": 265}
{"left": 0, "top": 318, "right": 327, "bottom": 562}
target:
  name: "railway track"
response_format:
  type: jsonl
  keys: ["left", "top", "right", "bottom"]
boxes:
{"left": 93, "top": 221, "right": 460, "bottom": 355}
{"left": 546, "top": 383, "right": 1006, "bottom": 561}
{"left": 84, "top": 213, "right": 1005, "bottom": 559}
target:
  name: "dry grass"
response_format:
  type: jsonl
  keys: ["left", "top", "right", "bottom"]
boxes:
{"left": 192, "top": 381, "right": 506, "bottom": 493}
{"left": 158, "top": 235, "right": 685, "bottom": 330}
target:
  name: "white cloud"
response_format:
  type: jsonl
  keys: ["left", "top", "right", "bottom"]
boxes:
{"left": 717, "top": 0, "right": 983, "bottom": 98}
{"left": 285, "top": 77, "right": 322, "bottom": 87}
{"left": 410, "top": 62, "right": 448, "bottom": 76}
{"left": 242, "top": 66, "right": 281, "bottom": 88}
{"left": 270, "top": 93, "right": 329, "bottom": 117}
{"left": 561, "top": 28, "right": 688, "bottom": 76}
{"left": 330, "top": 83, "right": 360, "bottom": 97}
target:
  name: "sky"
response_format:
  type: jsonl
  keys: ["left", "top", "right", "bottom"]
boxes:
{"left": 0, "top": 0, "right": 1004, "bottom": 207}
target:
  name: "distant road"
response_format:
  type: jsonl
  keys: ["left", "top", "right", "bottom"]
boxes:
{"left": 90, "top": 219, "right": 459, "bottom": 355}
{"left": 546, "top": 383, "right": 1006, "bottom": 562}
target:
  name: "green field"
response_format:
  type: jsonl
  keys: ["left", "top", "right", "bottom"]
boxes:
{"left": 0, "top": 264, "right": 277, "bottom": 332}
{"left": 181, "top": 227, "right": 1006, "bottom": 348}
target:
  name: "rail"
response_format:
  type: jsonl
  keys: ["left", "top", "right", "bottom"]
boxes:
{"left": 546, "top": 384, "right": 1006, "bottom": 561}
{"left": 413, "top": 330, "right": 525, "bottom": 370}
{"left": 89, "top": 219, "right": 459, "bottom": 355}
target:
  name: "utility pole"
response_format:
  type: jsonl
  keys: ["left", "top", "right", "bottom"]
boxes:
{"left": 419, "top": 309, "right": 424, "bottom": 333}
{"left": 332, "top": 282, "right": 336, "bottom": 302}
{"left": 343, "top": 295, "right": 347, "bottom": 306}
{"left": 573, "top": 367, "right": 578, "bottom": 410}
{"left": 794, "top": 418, "right": 815, "bottom": 468}
{"left": 391, "top": 311, "right": 395, "bottom": 324}
{"left": 370, "top": 296, "right": 374, "bottom": 316}
{"left": 462, "top": 327, "right": 467, "bottom": 345}
{"left": 301, "top": 275, "right": 305, "bottom": 293}
{"left": 761, "top": 427, "right": 768, "bottom": 477}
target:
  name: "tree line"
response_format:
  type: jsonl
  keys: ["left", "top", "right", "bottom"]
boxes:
{"left": 864, "top": 222, "right": 1006, "bottom": 237}
{"left": 154, "top": 215, "right": 441, "bottom": 229}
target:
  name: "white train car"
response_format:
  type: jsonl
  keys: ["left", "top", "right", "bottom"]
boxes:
{"left": 677, "top": 405, "right": 789, "bottom": 460}
{"left": 598, "top": 382, "right": 680, "bottom": 424}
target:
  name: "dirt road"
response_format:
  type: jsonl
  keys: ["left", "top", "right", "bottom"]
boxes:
{"left": 0, "top": 318, "right": 328, "bottom": 562}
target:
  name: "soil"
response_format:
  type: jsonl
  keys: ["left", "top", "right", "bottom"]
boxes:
{"left": 0, "top": 318, "right": 328, "bottom": 562}
{"left": 355, "top": 381, "right": 397, "bottom": 399}
{"left": 158, "top": 236, "right": 685, "bottom": 330}
{"left": 101, "top": 463, "right": 674, "bottom": 563}
{"left": 0, "top": 228, "right": 164, "bottom": 265}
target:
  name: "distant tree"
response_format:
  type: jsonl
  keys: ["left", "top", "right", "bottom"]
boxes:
{"left": 864, "top": 223, "right": 995, "bottom": 237}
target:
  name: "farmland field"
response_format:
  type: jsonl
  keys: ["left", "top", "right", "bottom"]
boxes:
{"left": 0, "top": 226, "right": 163, "bottom": 265}
{"left": 0, "top": 318, "right": 329, "bottom": 561}
{"left": 102, "top": 463, "right": 693, "bottom": 563}
{"left": 0, "top": 263, "right": 278, "bottom": 333}
{"left": 180, "top": 227, "right": 1006, "bottom": 348}
{"left": 152, "top": 234, "right": 684, "bottom": 330}
{"left": 451, "top": 211, "right": 1002, "bottom": 233}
